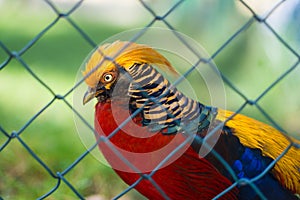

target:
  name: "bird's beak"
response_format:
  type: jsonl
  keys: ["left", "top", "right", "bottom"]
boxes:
{"left": 83, "top": 87, "right": 95, "bottom": 105}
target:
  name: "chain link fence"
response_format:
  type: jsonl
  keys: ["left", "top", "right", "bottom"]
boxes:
{"left": 1, "top": 0, "right": 299, "bottom": 199}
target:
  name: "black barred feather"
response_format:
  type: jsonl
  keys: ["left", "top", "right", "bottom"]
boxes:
{"left": 127, "top": 63, "right": 216, "bottom": 134}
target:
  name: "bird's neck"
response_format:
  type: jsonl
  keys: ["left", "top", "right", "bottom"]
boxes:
{"left": 123, "top": 63, "right": 218, "bottom": 134}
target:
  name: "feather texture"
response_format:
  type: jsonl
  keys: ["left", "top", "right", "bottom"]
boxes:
{"left": 95, "top": 101, "right": 239, "bottom": 200}
{"left": 127, "top": 63, "right": 216, "bottom": 134}
{"left": 82, "top": 41, "right": 177, "bottom": 88}
{"left": 217, "top": 109, "right": 300, "bottom": 194}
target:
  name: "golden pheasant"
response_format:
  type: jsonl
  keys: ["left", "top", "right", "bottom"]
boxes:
{"left": 82, "top": 41, "right": 300, "bottom": 199}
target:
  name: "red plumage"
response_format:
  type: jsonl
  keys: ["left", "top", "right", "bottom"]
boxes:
{"left": 94, "top": 101, "right": 238, "bottom": 199}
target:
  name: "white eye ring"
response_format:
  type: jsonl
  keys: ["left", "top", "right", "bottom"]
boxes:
{"left": 103, "top": 73, "right": 113, "bottom": 82}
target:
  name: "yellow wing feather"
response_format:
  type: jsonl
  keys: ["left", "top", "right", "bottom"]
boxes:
{"left": 82, "top": 41, "right": 177, "bottom": 88}
{"left": 217, "top": 109, "right": 300, "bottom": 194}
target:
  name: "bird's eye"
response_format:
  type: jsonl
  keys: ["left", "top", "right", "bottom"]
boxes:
{"left": 103, "top": 73, "right": 114, "bottom": 83}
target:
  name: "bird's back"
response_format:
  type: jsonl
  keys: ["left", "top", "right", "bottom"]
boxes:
{"left": 217, "top": 109, "right": 300, "bottom": 196}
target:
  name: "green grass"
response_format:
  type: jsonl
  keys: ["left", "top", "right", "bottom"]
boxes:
{"left": 0, "top": 3, "right": 145, "bottom": 199}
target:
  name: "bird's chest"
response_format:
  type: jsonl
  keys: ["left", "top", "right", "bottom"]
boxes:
{"left": 94, "top": 101, "right": 192, "bottom": 172}
{"left": 94, "top": 102, "right": 240, "bottom": 200}
{"left": 94, "top": 101, "right": 186, "bottom": 152}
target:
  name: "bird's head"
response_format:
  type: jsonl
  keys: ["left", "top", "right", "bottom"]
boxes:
{"left": 82, "top": 41, "right": 177, "bottom": 104}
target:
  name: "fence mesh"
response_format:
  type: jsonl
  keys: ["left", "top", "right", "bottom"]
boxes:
{"left": 1, "top": 0, "right": 300, "bottom": 199}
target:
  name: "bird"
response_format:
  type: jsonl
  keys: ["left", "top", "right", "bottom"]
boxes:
{"left": 82, "top": 40, "right": 300, "bottom": 200}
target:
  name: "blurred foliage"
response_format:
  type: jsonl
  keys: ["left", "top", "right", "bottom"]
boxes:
{"left": 0, "top": 1, "right": 144, "bottom": 199}
{"left": 0, "top": 0, "right": 299, "bottom": 199}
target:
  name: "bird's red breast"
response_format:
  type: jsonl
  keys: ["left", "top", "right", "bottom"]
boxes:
{"left": 94, "top": 100, "right": 239, "bottom": 200}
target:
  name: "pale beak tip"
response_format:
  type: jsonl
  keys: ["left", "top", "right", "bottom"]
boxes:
{"left": 83, "top": 88, "right": 95, "bottom": 105}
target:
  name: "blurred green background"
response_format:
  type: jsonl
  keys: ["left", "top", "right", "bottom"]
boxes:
{"left": 0, "top": 0, "right": 299, "bottom": 199}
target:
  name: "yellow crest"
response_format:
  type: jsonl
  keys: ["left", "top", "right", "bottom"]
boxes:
{"left": 82, "top": 40, "right": 177, "bottom": 88}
